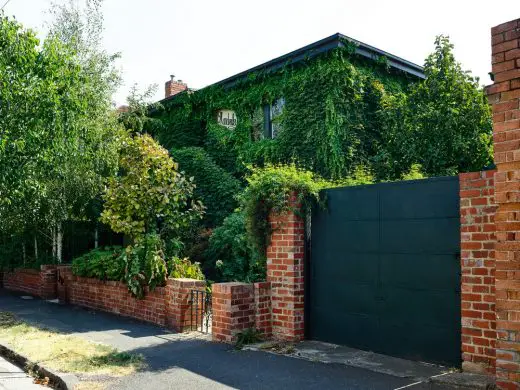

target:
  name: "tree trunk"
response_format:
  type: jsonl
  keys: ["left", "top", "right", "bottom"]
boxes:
{"left": 34, "top": 235, "right": 38, "bottom": 260}
{"left": 57, "top": 222, "right": 63, "bottom": 263}
{"left": 22, "top": 242, "right": 26, "bottom": 266}
{"left": 52, "top": 227, "right": 56, "bottom": 259}
{"left": 94, "top": 225, "right": 99, "bottom": 249}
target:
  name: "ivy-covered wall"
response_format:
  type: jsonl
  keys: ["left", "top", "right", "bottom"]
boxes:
{"left": 149, "top": 47, "right": 418, "bottom": 182}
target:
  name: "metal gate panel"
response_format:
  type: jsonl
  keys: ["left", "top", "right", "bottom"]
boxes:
{"left": 309, "top": 176, "right": 461, "bottom": 366}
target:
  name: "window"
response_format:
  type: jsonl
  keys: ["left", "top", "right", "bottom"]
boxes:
{"left": 263, "top": 97, "right": 285, "bottom": 139}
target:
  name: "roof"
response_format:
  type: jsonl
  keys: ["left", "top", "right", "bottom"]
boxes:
{"left": 160, "top": 33, "right": 424, "bottom": 104}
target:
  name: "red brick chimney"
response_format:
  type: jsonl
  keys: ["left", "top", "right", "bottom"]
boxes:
{"left": 165, "top": 75, "right": 188, "bottom": 98}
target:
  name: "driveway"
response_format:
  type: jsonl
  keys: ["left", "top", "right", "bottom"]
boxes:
{"left": 0, "top": 290, "right": 445, "bottom": 390}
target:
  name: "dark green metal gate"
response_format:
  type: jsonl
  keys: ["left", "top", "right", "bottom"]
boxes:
{"left": 308, "top": 176, "right": 461, "bottom": 366}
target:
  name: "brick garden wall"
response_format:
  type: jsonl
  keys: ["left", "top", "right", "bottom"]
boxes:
{"left": 460, "top": 170, "right": 498, "bottom": 374}
{"left": 5, "top": 265, "right": 205, "bottom": 331}
{"left": 2, "top": 265, "right": 57, "bottom": 299}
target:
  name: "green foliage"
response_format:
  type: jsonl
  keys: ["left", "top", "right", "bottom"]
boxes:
{"left": 0, "top": 1, "right": 123, "bottom": 263}
{"left": 71, "top": 246, "right": 124, "bottom": 281}
{"left": 168, "top": 257, "right": 204, "bottom": 280}
{"left": 235, "top": 328, "right": 263, "bottom": 349}
{"left": 401, "top": 164, "right": 426, "bottom": 181}
{"left": 119, "top": 84, "right": 164, "bottom": 134}
{"left": 101, "top": 133, "right": 204, "bottom": 240}
{"left": 150, "top": 37, "right": 491, "bottom": 183}
{"left": 171, "top": 147, "right": 242, "bottom": 227}
{"left": 406, "top": 36, "right": 493, "bottom": 176}
{"left": 118, "top": 233, "right": 168, "bottom": 299}
{"left": 207, "top": 211, "right": 265, "bottom": 282}
{"left": 240, "top": 164, "right": 330, "bottom": 255}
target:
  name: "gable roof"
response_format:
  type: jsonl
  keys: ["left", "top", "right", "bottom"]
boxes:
{"left": 160, "top": 33, "right": 424, "bottom": 104}
{"left": 214, "top": 33, "right": 425, "bottom": 89}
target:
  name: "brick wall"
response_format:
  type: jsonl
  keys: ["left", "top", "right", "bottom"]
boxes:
{"left": 212, "top": 282, "right": 255, "bottom": 343}
{"left": 67, "top": 275, "right": 170, "bottom": 326}
{"left": 4, "top": 264, "right": 206, "bottom": 331}
{"left": 460, "top": 170, "right": 497, "bottom": 374}
{"left": 254, "top": 282, "right": 272, "bottom": 337}
{"left": 488, "top": 18, "right": 520, "bottom": 389}
{"left": 3, "top": 265, "right": 57, "bottom": 299}
{"left": 266, "top": 194, "right": 305, "bottom": 341}
{"left": 212, "top": 194, "right": 305, "bottom": 344}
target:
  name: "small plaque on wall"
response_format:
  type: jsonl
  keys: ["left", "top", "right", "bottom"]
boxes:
{"left": 216, "top": 109, "right": 237, "bottom": 129}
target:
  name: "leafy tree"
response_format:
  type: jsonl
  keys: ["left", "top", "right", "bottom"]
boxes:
{"left": 0, "top": 0, "right": 123, "bottom": 264}
{"left": 403, "top": 36, "right": 493, "bottom": 176}
{"left": 100, "top": 133, "right": 204, "bottom": 240}
{"left": 119, "top": 84, "right": 164, "bottom": 134}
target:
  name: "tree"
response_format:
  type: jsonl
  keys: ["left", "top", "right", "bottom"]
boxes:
{"left": 100, "top": 133, "right": 204, "bottom": 241}
{"left": 406, "top": 35, "right": 493, "bottom": 176}
{"left": 0, "top": 0, "right": 123, "bottom": 264}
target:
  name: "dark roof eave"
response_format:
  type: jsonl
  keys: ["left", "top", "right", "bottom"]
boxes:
{"left": 157, "top": 33, "right": 425, "bottom": 106}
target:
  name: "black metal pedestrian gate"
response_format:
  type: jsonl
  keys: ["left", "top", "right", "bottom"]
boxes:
{"left": 308, "top": 176, "right": 461, "bottom": 366}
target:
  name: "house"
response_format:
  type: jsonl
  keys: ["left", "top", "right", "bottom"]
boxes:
{"left": 149, "top": 33, "right": 425, "bottom": 181}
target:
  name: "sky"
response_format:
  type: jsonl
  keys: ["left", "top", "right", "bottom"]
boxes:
{"left": 3, "top": 0, "right": 518, "bottom": 106}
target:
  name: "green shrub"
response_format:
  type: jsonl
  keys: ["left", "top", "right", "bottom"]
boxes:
{"left": 206, "top": 211, "right": 265, "bottom": 282}
{"left": 171, "top": 147, "right": 241, "bottom": 227}
{"left": 71, "top": 246, "right": 124, "bottom": 281}
{"left": 118, "top": 234, "right": 168, "bottom": 299}
{"left": 240, "top": 164, "right": 331, "bottom": 255}
{"left": 168, "top": 257, "right": 204, "bottom": 280}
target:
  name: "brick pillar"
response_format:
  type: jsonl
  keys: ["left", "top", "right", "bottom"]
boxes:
{"left": 266, "top": 194, "right": 305, "bottom": 341}
{"left": 212, "top": 282, "right": 255, "bottom": 343}
{"left": 460, "top": 171, "right": 497, "bottom": 374}
{"left": 166, "top": 278, "right": 206, "bottom": 332}
{"left": 56, "top": 265, "right": 73, "bottom": 303}
{"left": 39, "top": 265, "right": 57, "bottom": 299}
{"left": 488, "top": 18, "right": 520, "bottom": 389}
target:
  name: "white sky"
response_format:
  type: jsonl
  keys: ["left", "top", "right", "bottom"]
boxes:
{"left": 3, "top": 0, "right": 518, "bottom": 106}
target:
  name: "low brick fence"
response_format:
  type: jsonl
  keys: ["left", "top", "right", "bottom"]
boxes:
{"left": 2, "top": 265, "right": 57, "bottom": 299}
{"left": 3, "top": 264, "right": 205, "bottom": 332}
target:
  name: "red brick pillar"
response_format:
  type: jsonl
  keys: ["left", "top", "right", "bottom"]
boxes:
{"left": 488, "top": 18, "right": 520, "bottom": 389}
{"left": 56, "top": 265, "right": 73, "bottom": 303}
{"left": 39, "top": 265, "right": 57, "bottom": 299}
{"left": 212, "top": 282, "right": 255, "bottom": 343}
{"left": 266, "top": 194, "right": 305, "bottom": 341}
{"left": 460, "top": 171, "right": 497, "bottom": 374}
{"left": 166, "top": 278, "right": 206, "bottom": 332}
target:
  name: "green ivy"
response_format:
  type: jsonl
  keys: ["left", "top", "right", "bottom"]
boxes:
{"left": 171, "top": 147, "right": 241, "bottom": 227}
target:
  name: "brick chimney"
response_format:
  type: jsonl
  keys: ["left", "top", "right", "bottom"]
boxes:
{"left": 165, "top": 75, "right": 188, "bottom": 98}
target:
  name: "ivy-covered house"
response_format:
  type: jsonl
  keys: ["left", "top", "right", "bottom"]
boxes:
{"left": 145, "top": 33, "right": 426, "bottom": 229}
{"left": 139, "top": 33, "right": 492, "bottom": 280}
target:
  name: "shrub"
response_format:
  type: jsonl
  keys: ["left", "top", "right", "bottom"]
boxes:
{"left": 171, "top": 147, "right": 241, "bottom": 227}
{"left": 168, "top": 257, "right": 204, "bottom": 280}
{"left": 118, "top": 234, "right": 168, "bottom": 299}
{"left": 71, "top": 246, "right": 124, "bottom": 281}
{"left": 240, "top": 164, "right": 331, "bottom": 255}
{"left": 101, "top": 134, "right": 204, "bottom": 240}
{"left": 206, "top": 211, "right": 265, "bottom": 282}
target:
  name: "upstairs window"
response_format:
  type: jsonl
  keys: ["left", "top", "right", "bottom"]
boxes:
{"left": 263, "top": 97, "right": 285, "bottom": 139}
